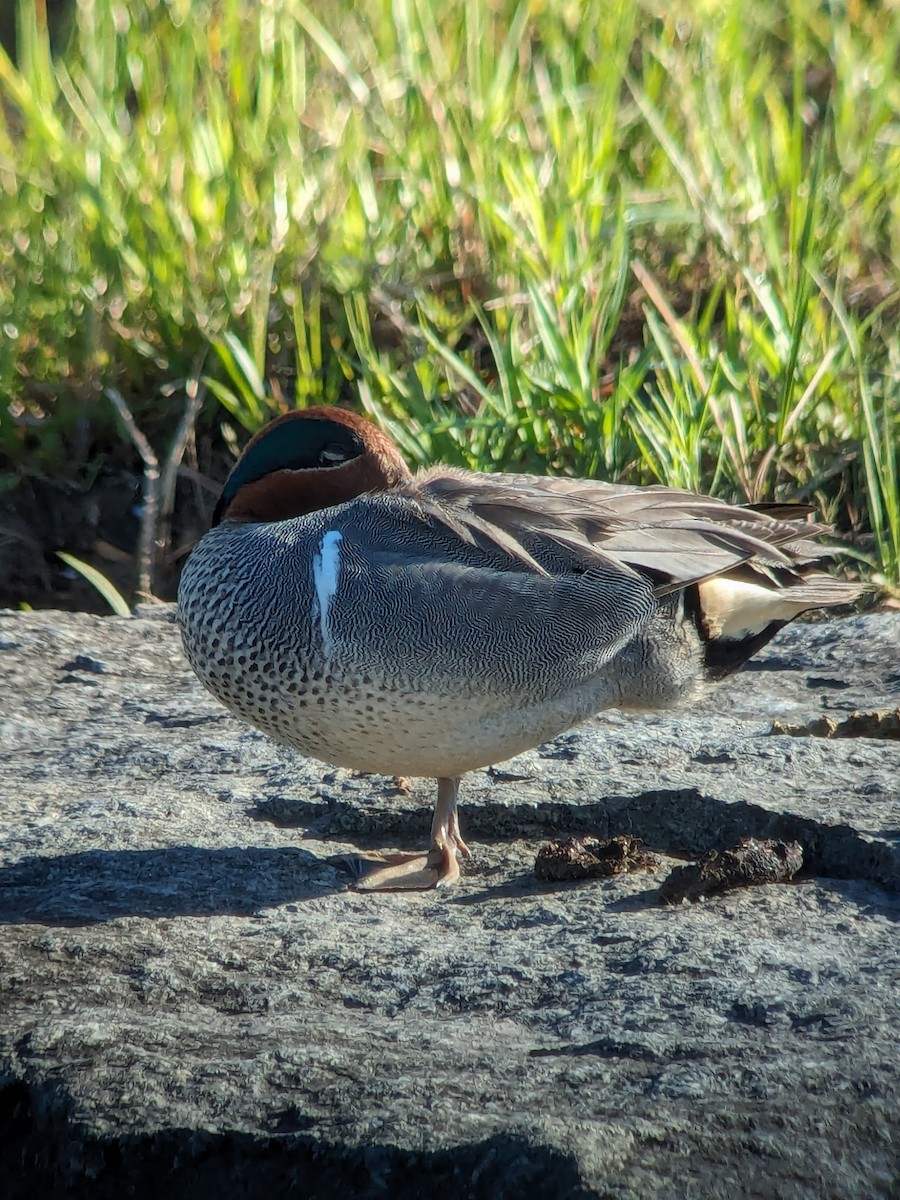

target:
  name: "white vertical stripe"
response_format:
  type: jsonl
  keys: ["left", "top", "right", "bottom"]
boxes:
{"left": 312, "top": 530, "right": 343, "bottom": 656}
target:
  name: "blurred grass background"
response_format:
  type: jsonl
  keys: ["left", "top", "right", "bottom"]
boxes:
{"left": 0, "top": 0, "right": 898, "bottom": 604}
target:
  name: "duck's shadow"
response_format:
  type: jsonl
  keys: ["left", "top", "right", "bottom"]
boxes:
{"left": 0, "top": 845, "right": 342, "bottom": 927}
{"left": 254, "top": 785, "right": 900, "bottom": 899}
{"left": 3, "top": 785, "right": 897, "bottom": 926}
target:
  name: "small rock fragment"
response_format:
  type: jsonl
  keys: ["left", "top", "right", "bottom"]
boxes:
{"left": 659, "top": 837, "right": 803, "bottom": 905}
{"left": 60, "top": 654, "right": 107, "bottom": 674}
{"left": 535, "top": 835, "right": 658, "bottom": 882}
{"left": 770, "top": 708, "right": 900, "bottom": 739}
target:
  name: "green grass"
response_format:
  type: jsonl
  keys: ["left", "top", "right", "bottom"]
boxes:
{"left": 1, "top": 0, "right": 898, "bottom": 590}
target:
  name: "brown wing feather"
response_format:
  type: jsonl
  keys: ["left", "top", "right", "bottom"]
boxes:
{"left": 400, "top": 466, "right": 861, "bottom": 607}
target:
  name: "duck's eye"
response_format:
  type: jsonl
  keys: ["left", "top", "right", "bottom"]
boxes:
{"left": 319, "top": 442, "right": 349, "bottom": 466}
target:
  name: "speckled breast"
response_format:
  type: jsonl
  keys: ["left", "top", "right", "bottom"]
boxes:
{"left": 176, "top": 515, "right": 634, "bottom": 778}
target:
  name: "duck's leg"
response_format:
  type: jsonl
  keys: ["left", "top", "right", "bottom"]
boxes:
{"left": 428, "top": 776, "right": 471, "bottom": 881}
{"left": 354, "top": 776, "right": 470, "bottom": 892}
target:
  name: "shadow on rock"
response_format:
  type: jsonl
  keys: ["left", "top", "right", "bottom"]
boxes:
{"left": 260, "top": 786, "right": 900, "bottom": 896}
{"left": 1, "top": 1081, "right": 596, "bottom": 1200}
{"left": 4, "top": 787, "right": 897, "bottom": 925}
{"left": 464, "top": 788, "right": 900, "bottom": 896}
{"left": 0, "top": 845, "right": 344, "bottom": 926}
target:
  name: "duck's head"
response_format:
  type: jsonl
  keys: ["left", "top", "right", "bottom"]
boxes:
{"left": 212, "top": 406, "right": 412, "bottom": 526}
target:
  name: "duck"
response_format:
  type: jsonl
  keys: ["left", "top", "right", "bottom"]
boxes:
{"left": 177, "top": 405, "right": 863, "bottom": 890}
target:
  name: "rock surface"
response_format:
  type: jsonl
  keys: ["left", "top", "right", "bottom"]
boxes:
{"left": 0, "top": 606, "right": 898, "bottom": 1198}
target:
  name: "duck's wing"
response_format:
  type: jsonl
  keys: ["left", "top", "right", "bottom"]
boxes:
{"left": 404, "top": 466, "right": 853, "bottom": 589}
{"left": 396, "top": 467, "right": 863, "bottom": 666}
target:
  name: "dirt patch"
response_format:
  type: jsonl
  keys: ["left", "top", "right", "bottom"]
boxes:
{"left": 0, "top": 466, "right": 217, "bottom": 613}
{"left": 534, "top": 835, "right": 659, "bottom": 882}
{"left": 659, "top": 838, "right": 805, "bottom": 904}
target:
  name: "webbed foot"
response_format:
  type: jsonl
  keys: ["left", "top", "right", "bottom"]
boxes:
{"left": 352, "top": 840, "right": 465, "bottom": 891}
{"left": 337, "top": 776, "right": 469, "bottom": 892}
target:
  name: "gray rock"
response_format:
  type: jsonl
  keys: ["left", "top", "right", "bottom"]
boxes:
{"left": 0, "top": 606, "right": 898, "bottom": 1198}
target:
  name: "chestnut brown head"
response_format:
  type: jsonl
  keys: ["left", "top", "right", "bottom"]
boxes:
{"left": 212, "top": 406, "right": 412, "bottom": 526}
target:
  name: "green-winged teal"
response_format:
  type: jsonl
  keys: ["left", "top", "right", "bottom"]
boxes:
{"left": 178, "top": 406, "right": 862, "bottom": 889}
